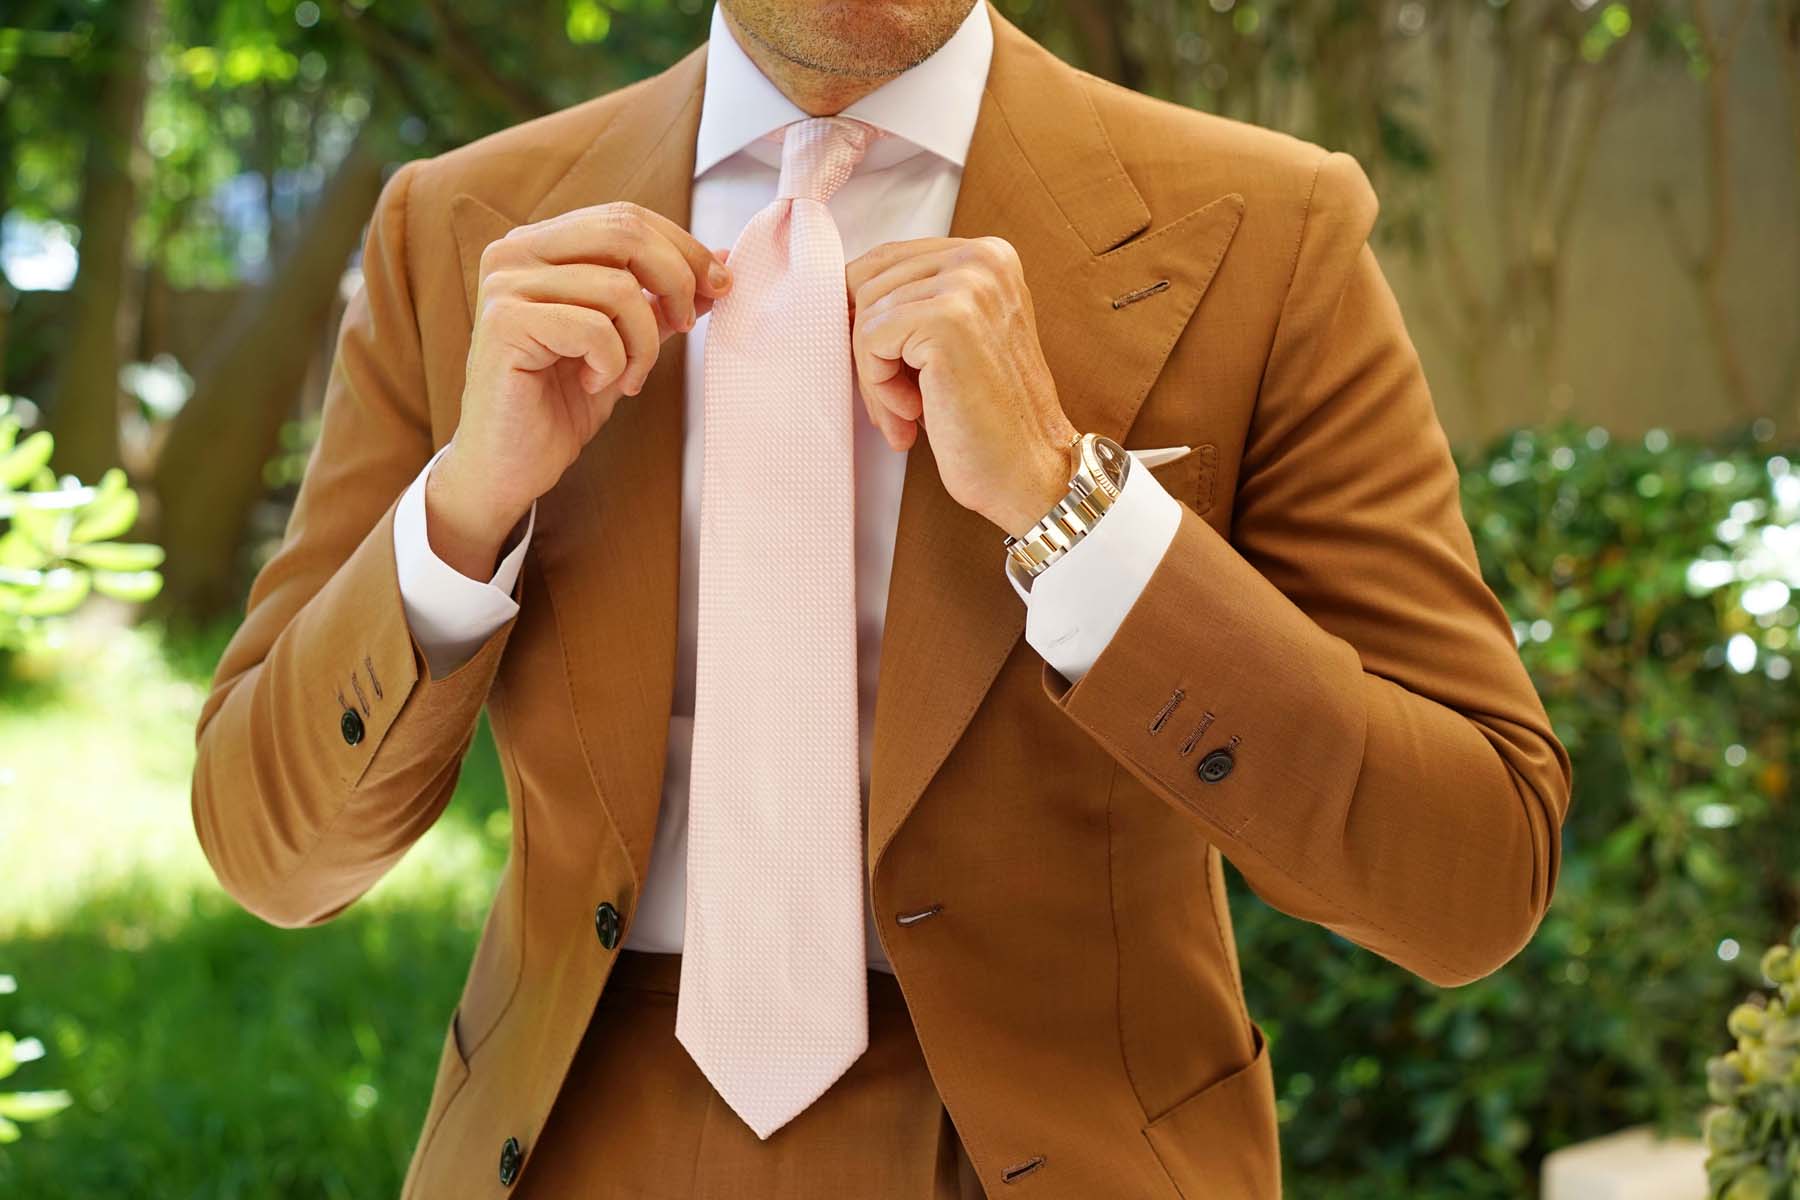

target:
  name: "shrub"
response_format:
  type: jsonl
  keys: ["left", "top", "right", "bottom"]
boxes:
{"left": 1703, "top": 927, "right": 1800, "bottom": 1200}
{"left": 1236, "top": 423, "right": 1799, "bottom": 1198}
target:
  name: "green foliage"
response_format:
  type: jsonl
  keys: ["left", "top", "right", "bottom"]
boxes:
{"left": 0, "top": 974, "right": 72, "bottom": 1146}
{"left": 1237, "top": 422, "right": 1799, "bottom": 1197}
{"left": 0, "top": 396, "right": 164, "bottom": 653}
{"left": 1703, "top": 927, "right": 1800, "bottom": 1200}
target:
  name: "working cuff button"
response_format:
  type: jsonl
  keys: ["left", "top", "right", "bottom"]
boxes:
{"left": 594, "top": 901, "right": 622, "bottom": 950}
{"left": 1196, "top": 748, "right": 1234, "bottom": 783}
{"left": 498, "top": 1136, "right": 523, "bottom": 1186}
{"left": 339, "top": 708, "right": 365, "bottom": 746}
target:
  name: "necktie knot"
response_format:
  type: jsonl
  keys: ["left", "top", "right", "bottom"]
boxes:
{"left": 773, "top": 116, "right": 879, "bottom": 203}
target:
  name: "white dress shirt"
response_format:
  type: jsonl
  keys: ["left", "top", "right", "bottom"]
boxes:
{"left": 391, "top": 0, "right": 1182, "bottom": 972}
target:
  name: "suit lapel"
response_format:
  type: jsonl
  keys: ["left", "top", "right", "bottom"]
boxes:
{"left": 450, "top": 45, "right": 707, "bottom": 885}
{"left": 865, "top": 6, "right": 1245, "bottom": 871}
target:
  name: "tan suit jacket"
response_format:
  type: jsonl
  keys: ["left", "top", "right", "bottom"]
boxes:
{"left": 192, "top": 5, "right": 1572, "bottom": 1196}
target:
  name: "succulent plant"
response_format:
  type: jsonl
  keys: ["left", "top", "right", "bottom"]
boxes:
{"left": 1704, "top": 926, "right": 1800, "bottom": 1200}
{"left": 0, "top": 394, "right": 164, "bottom": 652}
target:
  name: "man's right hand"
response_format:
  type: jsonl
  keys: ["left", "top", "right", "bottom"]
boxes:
{"left": 425, "top": 201, "right": 733, "bottom": 581}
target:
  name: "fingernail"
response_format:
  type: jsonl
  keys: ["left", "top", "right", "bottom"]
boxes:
{"left": 708, "top": 263, "right": 730, "bottom": 289}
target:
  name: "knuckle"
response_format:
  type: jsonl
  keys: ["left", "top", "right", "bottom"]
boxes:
{"left": 602, "top": 201, "right": 648, "bottom": 232}
{"left": 949, "top": 265, "right": 990, "bottom": 298}
{"left": 479, "top": 237, "right": 521, "bottom": 275}
{"left": 478, "top": 292, "right": 525, "bottom": 328}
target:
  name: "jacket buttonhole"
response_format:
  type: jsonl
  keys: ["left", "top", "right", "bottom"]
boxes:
{"left": 1001, "top": 1155, "right": 1046, "bottom": 1183}
{"left": 1148, "top": 688, "right": 1185, "bottom": 734}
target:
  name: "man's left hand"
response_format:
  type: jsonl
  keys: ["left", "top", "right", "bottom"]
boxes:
{"left": 846, "top": 236, "right": 1078, "bottom": 538}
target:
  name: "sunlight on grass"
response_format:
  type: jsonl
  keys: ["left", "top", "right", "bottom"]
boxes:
{"left": 0, "top": 617, "right": 514, "bottom": 1196}
{"left": 0, "top": 620, "right": 506, "bottom": 938}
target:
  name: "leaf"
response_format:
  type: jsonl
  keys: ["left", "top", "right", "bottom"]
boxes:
{"left": 90, "top": 569, "right": 163, "bottom": 603}
{"left": 0, "top": 1090, "right": 72, "bottom": 1121}
{"left": 0, "top": 1033, "right": 14, "bottom": 1082}
{"left": 0, "top": 1114, "right": 16, "bottom": 1143}
{"left": 69, "top": 470, "right": 138, "bottom": 543}
{"left": 65, "top": 541, "right": 165, "bottom": 572}
{"left": 0, "top": 529, "right": 52, "bottom": 571}
{"left": 15, "top": 568, "right": 90, "bottom": 617}
{"left": 0, "top": 430, "right": 54, "bottom": 490}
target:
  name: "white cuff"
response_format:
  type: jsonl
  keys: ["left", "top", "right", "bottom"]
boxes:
{"left": 393, "top": 443, "right": 535, "bottom": 679}
{"left": 1010, "top": 446, "right": 1186, "bottom": 684}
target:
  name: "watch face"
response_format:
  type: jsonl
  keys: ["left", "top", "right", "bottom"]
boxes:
{"left": 1090, "top": 435, "right": 1128, "bottom": 495}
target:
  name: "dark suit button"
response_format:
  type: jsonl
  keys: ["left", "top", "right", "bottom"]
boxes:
{"left": 339, "top": 709, "right": 364, "bottom": 746}
{"left": 498, "top": 1136, "right": 523, "bottom": 1186}
{"left": 1197, "top": 748, "right": 1234, "bottom": 783}
{"left": 594, "top": 901, "right": 622, "bottom": 950}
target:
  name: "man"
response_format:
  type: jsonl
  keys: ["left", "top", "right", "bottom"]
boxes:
{"left": 190, "top": 0, "right": 1572, "bottom": 1196}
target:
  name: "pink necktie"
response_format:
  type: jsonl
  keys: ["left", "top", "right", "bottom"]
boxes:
{"left": 678, "top": 115, "right": 878, "bottom": 1140}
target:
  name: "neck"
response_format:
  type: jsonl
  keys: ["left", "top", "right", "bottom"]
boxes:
{"left": 720, "top": 6, "right": 899, "bottom": 116}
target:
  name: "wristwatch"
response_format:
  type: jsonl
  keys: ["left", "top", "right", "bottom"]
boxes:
{"left": 1003, "top": 431, "right": 1131, "bottom": 592}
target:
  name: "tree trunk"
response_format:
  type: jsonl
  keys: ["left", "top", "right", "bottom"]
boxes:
{"left": 153, "top": 131, "right": 386, "bottom": 619}
{"left": 45, "top": 0, "right": 156, "bottom": 480}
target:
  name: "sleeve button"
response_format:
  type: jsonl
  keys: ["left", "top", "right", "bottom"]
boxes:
{"left": 594, "top": 901, "right": 623, "bottom": 950}
{"left": 498, "top": 1136, "right": 523, "bottom": 1185}
{"left": 340, "top": 709, "right": 365, "bottom": 746}
{"left": 1196, "top": 748, "right": 1233, "bottom": 783}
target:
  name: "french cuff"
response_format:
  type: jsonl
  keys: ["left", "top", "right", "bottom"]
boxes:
{"left": 1009, "top": 448, "right": 1185, "bottom": 684}
{"left": 392, "top": 443, "right": 536, "bottom": 680}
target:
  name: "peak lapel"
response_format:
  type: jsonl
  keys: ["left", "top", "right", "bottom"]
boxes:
{"left": 866, "top": 6, "right": 1246, "bottom": 872}
{"left": 448, "top": 44, "right": 708, "bottom": 887}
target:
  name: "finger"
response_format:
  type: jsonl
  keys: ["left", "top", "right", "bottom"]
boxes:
{"left": 859, "top": 378, "right": 919, "bottom": 452}
{"left": 508, "top": 203, "right": 723, "bottom": 329}
{"left": 492, "top": 297, "right": 630, "bottom": 389}
{"left": 844, "top": 237, "right": 961, "bottom": 296}
{"left": 490, "top": 262, "right": 663, "bottom": 393}
{"left": 854, "top": 273, "right": 957, "bottom": 350}
{"left": 850, "top": 251, "right": 968, "bottom": 329}
{"left": 627, "top": 207, "right": 734, "bottom": 298}
{"left": 851, "top": 301, "right": 929, "bottom": 451}
{"left": 856, "top": 295, "right": 962, "bottom": 374}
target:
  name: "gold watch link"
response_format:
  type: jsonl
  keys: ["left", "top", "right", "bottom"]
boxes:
{"left": 1003, "top": 431, "right": 1132, "bottom": 592}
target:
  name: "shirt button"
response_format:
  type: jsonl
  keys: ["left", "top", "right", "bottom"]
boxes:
{"left": 1196, "top": 748, "right": 1234, "bottom": 783}
{"left": 594, "top": 901, "right": 623, "bottom": 950}
{"left": 339, "top": 709, "right": 365, "bottom": 746}
{"left": 498, "top": 1136, "right": 523, "bottom": 1186}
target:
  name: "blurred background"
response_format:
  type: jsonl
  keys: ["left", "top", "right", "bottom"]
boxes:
{"left": 1, "top": 1, "right": 1796, "bottom": 1196}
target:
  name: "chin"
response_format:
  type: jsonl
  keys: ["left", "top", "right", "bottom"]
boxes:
{"left": 737, "top": 0, "right": 969, "bottom": 79}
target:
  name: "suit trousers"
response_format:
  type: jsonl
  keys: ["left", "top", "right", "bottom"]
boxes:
{"left": 512, "top": 949, "right": 987, "bottom": 1198}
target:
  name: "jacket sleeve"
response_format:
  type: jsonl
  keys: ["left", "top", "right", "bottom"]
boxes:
{"left": 191, "top": 158, "right": 519, "bottom": 929}
{"left": 1046, "top": 151, "right": 1571, "bottom": 987}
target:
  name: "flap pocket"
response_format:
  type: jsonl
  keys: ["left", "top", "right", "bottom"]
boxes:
{"left": 1141, "top": 1021, "right": 1280, "bottom": 1200}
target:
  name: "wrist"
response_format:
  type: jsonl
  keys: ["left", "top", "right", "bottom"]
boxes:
{"left": 424, "top": 442, "right": 531, "bottom": 582}
{"left": 994, "top": 425, "right": 1080, "bottom": 539}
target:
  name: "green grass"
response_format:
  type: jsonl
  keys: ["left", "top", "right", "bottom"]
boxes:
{"left": 0, "top": 618, "right": 511, "bottom": 1198}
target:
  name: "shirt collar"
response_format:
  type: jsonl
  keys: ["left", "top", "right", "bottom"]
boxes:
{"left": 692, "top": 0, "right": 992, "bottom": 179}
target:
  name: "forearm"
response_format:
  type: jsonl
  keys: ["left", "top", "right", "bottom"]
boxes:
{"left": 1046, "top": 506, "right": 1567, "bottom": 986}
{"left": 192, "top": 502, "right": 515, "bottom": 928}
